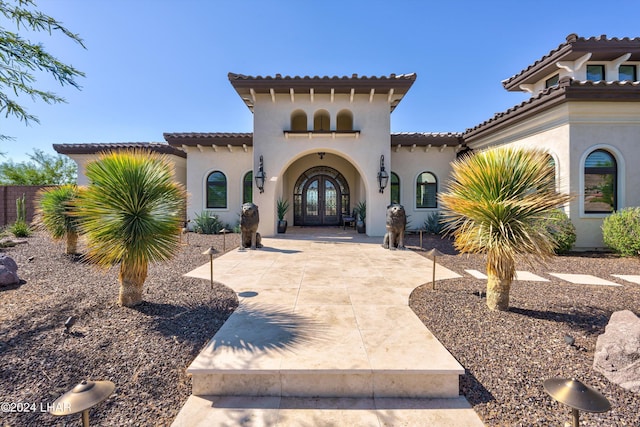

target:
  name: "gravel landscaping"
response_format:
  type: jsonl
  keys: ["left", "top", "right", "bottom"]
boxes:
{"left": 407, "top": 234, "right": 640, "bottom": 427}
{"left": 1, "top": 230, "right": 639, "bottom": 426}
{"left": 1, "top": 231, "right": 239, "bottom": 427}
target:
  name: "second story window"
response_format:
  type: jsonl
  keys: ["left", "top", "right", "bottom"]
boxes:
{"left": 619, "top": 64, "right": 637, "bottom": 81}
{"left": 291, "top": 110, "right": 307, "bottom": 131}
{"left": 545, "top": 74, "right": 559, "bottom": 88}
{"left": 586, "top": 65, "right": 605, "bottom": 81}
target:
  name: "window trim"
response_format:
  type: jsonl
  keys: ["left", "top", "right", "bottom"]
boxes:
{"left": 390, "top": 172, "right": 400, "bottom": 204}
{"left": 579, "top": 145, "right": 625, "bottom": 218}
{"left": 415, "top": 171, "right": 438, "bottom": 209}
{"left": 545, "top": 74, "right": 559, "bottom": 88}
{"left": 586, "top": 64, "right": 606, "bottom": 81}
{"left": 242, "top": 171, "right": 253, "bottom": 204}
{"left": 204, "top": 170, "right": 228, "bottom": 210}
{"left": 619, "top": 64, "right": 637, "bottom": 81}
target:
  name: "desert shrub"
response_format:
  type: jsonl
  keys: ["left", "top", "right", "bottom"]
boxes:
{"left": 193, "top": 211, "right": 223, "bottom": 234}
{"left": 602, "top": 207, "right": 640, "bottom": 256}
{"left": 9, "top": 221, "right": 31, "bottom": 237}
{"left": 534, "top": 209, "right": 576, "bottom": 254}
{"left": 423, "top": 212, "right": 444, "bottom": 235}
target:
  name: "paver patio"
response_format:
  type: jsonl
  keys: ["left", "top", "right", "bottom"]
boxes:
{"left": 172, "top": 230, "right": 484, "bottom": 426}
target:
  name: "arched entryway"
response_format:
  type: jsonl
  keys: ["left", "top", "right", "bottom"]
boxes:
{"left": 294, "top": 166, "right": 350, "bottom": 226}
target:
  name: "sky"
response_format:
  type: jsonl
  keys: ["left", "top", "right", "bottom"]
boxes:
{"left": 2, "top": 0, "right": 639, "bottom": 162}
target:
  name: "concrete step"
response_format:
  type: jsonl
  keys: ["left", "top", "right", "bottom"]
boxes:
{"left": 171, "top": 395, "right": 485, "bottom": 427}
{"left": 186, "top": 302, "right": 463, "bottom": 399}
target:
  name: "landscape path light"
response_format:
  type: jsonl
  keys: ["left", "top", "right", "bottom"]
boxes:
{"left": 425, "top": 248, "right": 444, "bottom": 290}
{"left": 49, "top": 380, "right": 115, "bottom": 427}
{"left": 219, "top": 228, "right": 230, "bottom": 253}
{"left": 202, "top": 246, "right": 217, "bottom": 290}
{"left": 543, "top": 377, "right": 611, "bottom": 427}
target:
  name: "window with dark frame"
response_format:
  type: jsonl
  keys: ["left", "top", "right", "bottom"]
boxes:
{"left": 619, "top": 64, "right": 637, "bottom": 81}
{"left": 416, "top": 172, "right": 437, "bottom": 208}
{"left": 390, "top": 172, "right": 400, "bottom": 204}
{"left": 584, "top": 150, "right": 617, "bottom": 214}
{"left": 586, "top": 65, "right": 605, "bottom": 81}
{"left": 243, "top": 171, "right": 253, "bottom": 204}
{"left": 206, "top": 171, "right": 227, "bottom": 209}
{"left": 545, "top": 74, "right": 559, "bottom": 88}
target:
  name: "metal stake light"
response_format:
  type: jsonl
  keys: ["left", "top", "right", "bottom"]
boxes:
{"left": 543, "top": 377, "right": 611, "bottom": 427}
{"left": 49, "top": 380, "right": 115, "bottom": 427}
{"left": 202, "top": 247, "right": 216, "bottom": 290}
{"left": 425, "top": 248, "right": 444, "bottom": 290}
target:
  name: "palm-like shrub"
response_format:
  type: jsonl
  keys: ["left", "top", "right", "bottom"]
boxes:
{"left": 36, "top": 185, "right": 81, "bottom": 254}
{"left": 439, "top": 147, "right": 572, "bottom": 311}
{"left": 73, "top": 150, "right": 186, "bottom": 307}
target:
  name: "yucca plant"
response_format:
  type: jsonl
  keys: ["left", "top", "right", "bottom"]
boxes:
{"left": 72, "top": 150, "right": 186, "bottom": 307}
{"left": 439, "top": 146, "right": 572, "bottom": 311}
{"left": 36, "top": 185, "right": 81, "bottom": 254}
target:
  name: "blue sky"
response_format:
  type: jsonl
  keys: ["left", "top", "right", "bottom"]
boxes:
{"left": 2, "top": 0, "right": 638, "bottom": 162}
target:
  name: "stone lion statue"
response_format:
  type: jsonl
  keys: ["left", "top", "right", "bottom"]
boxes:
{"left": 382, "top": 203, "right": 406, "bottom": 250}
{"left": 240, "top": 202, "right": 262, "bottom": 249}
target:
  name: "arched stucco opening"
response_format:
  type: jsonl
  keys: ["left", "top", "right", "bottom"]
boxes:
{"left": 313, "top": 109, "right": 330, "bottom": 131}
{"left": 291, "top": 110, "right": 307, "bottom": 131}
{"left": 336, "top": 109, "right": 353, "bottom": 131}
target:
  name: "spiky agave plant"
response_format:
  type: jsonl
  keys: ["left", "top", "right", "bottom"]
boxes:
{"left": 439, "top": 146, "right": 572, "bottom": 311}
{"left": 73, "top": 150, "right": 186, "bottom": 307}
{"left": 36, "top": 185, "right": 81, "bottom": 254}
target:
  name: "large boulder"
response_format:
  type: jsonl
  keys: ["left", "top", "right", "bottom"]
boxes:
{"left": 593, "top": 310, "right": 640, "bottom": 393}
{"left": 0, "top": 254, "right": 20, "bottom": 286}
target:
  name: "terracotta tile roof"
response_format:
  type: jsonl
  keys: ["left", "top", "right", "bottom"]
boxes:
{"left": 53, "top": 142, "right": 186, "bottom": 158}
{"left": 228, "top": 73, "right": 417, "bottom": 112}
{"left": 502, "top": 34, "right": 640, "bottom": 91}
{"left": 465, "top": 77, "right": 640, "bottom": 142}
{"left": 391, "top": 132, "right": 463, "bottom": 146}
{"left": 163, "top": 132, "right": 253, "bottom": 147}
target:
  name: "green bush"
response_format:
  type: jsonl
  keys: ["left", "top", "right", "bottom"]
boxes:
{"left": 193, "top": 211, "right": 224, "bottom": 234}
{"left": 602, "top": 207, "right": 640, "bottom": 256}
{"left": 535, "top": 209, "right": 576, "bottom": 254}
{"left": 423, "top": 212, "right": 444, "bottom": 235}
{"left": 9, "top": 221, "right": 31, "bottom": 238}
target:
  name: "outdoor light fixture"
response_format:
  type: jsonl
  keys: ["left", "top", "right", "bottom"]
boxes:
{"left": 219, "top": 228, "right": 230, "bottom": 253}
{"left": 377, "top": 155, "right": 389, "bottom": 193}
{"left": 202, "top": 246, "right": 216, "bottom": 290}
{"left": 317, "top": 152, "right": 326, "bottom": 160}
{"left": 50, "top": 380, "right": 115, "bottom": 427}
{"left": 543, "top": 377, "right": 611, "bottom": 427}
{"left": 425, "top": 248, "right": 444, "bottom": 290}
{"left": 63, "top": 316, "right": 76, "bottom": 334}
{"left": 255, "top": 155, "right": 265, "bottom": 193}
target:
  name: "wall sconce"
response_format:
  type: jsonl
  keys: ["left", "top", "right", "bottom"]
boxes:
{"left": 255, "top": 155, "right": 265, "bottom": 193}
{"left": 377, "top": 155, "right": 389, "bottom": 193}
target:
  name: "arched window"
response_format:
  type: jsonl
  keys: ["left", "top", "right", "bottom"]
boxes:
{"left": 291, "top": 110, "right": 307, "bottom": 131}
{"left": 584, "top": 149, "right": 617, "bottom": 213}
{"left": 416, "top": 172, "right": 437, "bottom": 208}
{"left": 243, "top": 171, "right": 253, "bottom": 204}
{"left": 313, "top": 110, "right": 330, "bottom": 131}
{"left": 390, "top": 172, "right": 400, "bottom": 204}
{"left": 336, "top": 109, "right": 353, "bottom": 131}
{"left": 206, "top": 171, "right": 227, "bottom": 209}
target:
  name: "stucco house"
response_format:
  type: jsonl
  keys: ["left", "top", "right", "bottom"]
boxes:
{"left": 55, "top": 34, "right": 640, "bottom": 249}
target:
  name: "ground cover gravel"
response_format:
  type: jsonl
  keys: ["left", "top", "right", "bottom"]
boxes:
{"left": 407, "top": 234, "right": 640, "bottom": 426}
{"left": 1, "top": 231, "right": 239, "bottom": 427}
{"left": 1, "top": 231, "right": 639, "bottom": 426}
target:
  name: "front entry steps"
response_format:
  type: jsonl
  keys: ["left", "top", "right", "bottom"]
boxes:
{"left": 172, "top": 237, "right": 484, "bottom": 425}
{"left": 171, "top": 396, "right": 485, "bottom": 426}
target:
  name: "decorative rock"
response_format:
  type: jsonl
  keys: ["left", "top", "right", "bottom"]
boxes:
{"left": 593, "top": 310, "right": 640, "bottom": 393}
{"left": 0, "top": 254, "right": 20, "bottom": 286}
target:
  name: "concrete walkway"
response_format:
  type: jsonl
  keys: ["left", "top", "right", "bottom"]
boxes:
{"left": 172, "top": 228, "right": 484, "bottom": 426}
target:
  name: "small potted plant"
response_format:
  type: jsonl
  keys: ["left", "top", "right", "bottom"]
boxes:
{"left": 277, "top": 197, "right": 290, "bottom": 233}
{"left": 355, "top": 200, "right": 366, "bottom": 234}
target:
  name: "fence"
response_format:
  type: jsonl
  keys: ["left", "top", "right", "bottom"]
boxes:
{"left": 0, "top": 185, "right": 55, "bottom": 226}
